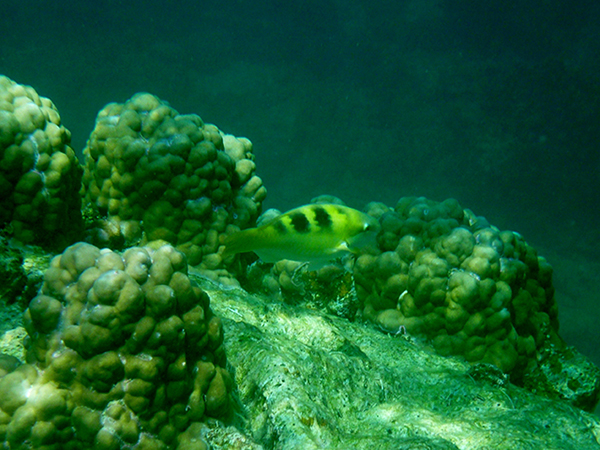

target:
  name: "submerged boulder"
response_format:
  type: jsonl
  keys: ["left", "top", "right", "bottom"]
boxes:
{"left": 200, "top": 275, "right": 600, "bottom": 450}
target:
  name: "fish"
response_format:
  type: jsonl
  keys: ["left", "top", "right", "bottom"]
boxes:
{"left": 222, "top": 203, "right": 379, "bottom": 270}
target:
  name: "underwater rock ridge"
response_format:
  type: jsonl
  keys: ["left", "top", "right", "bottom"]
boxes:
{"left": 202, "top": 275, "right": 600, "bottom": 450}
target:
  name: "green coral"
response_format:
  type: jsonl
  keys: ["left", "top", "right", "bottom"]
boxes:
{"left": 355, "top": 197, "right": 560, "bottom": 380}
{"left": 81, "top": 93, "right": 266, "bottom": 284}
{"left": 0, "top": 75, "right": 82, "bottom": 246}
{"left": 0, "top": 242, "right": 231, "bottom": 449}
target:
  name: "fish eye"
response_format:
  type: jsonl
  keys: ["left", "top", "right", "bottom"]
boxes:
{"left": 363, "top": 219, "right": 380, "bottom": 233}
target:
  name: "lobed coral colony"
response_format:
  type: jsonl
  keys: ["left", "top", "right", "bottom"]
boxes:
{"left": 0, "top": 76, "right": 82, "bottom": 246}
{"left": 2, "top": 242, "right": 229, "bottom": 449}
{"left": 357, "top": 197, "right": 557, "bottom": 378}
{"left": 0, "top": 75, "right": 598, "bottom": 448}
{"left": 81, "top": 92, "right": 266, "bottom": 284}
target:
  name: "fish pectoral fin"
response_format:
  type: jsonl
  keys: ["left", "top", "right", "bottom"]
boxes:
{"left": 222, "top": 228, "right": 257, "bottom": 258}
{"left": 346, "top": 230, "right": 378, "bottom": 252}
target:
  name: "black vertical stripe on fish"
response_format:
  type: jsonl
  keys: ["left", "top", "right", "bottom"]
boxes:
{"left": 313, "top": 206, "right": 332, "bottom": 229}
{"left": 290, "top": 212, "right": 311, "bottom": 233}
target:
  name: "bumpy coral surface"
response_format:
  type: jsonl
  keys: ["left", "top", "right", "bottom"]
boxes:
{"left": 82, "top": 93, "right": 266, "bottom": 282}
{"left": 0, "top": 75, "right": 82, "bottom": 245}
{"left": 354, "top": 197, "right": 560, "bottom": 379}
{"left": 0, "top": 242, "right": 230, "bottom": 449}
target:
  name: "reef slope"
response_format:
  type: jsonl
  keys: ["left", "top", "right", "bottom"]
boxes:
{"left": 199, "top": 275, "right": 600, "bottom": 450}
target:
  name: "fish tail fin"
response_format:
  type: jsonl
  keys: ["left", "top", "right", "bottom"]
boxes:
{"left": 222, "top": 228, "right": 258, "bottom": 258}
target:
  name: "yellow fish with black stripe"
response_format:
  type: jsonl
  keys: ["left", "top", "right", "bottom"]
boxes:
{"left": 223, "top": 203, "right": 379, "bottom": 270}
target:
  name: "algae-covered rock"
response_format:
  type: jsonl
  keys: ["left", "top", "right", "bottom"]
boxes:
{"left": 0, "top": 236, "right": 28, "bottom": 305}
{"left": 199, "top": 276, "right": 600, "bottom": 450}
{"left": 0, "top": 234, "right": 49, "bottom": 307}
{"left": 523, "top": 342, "right": 600, "bottom": 412}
